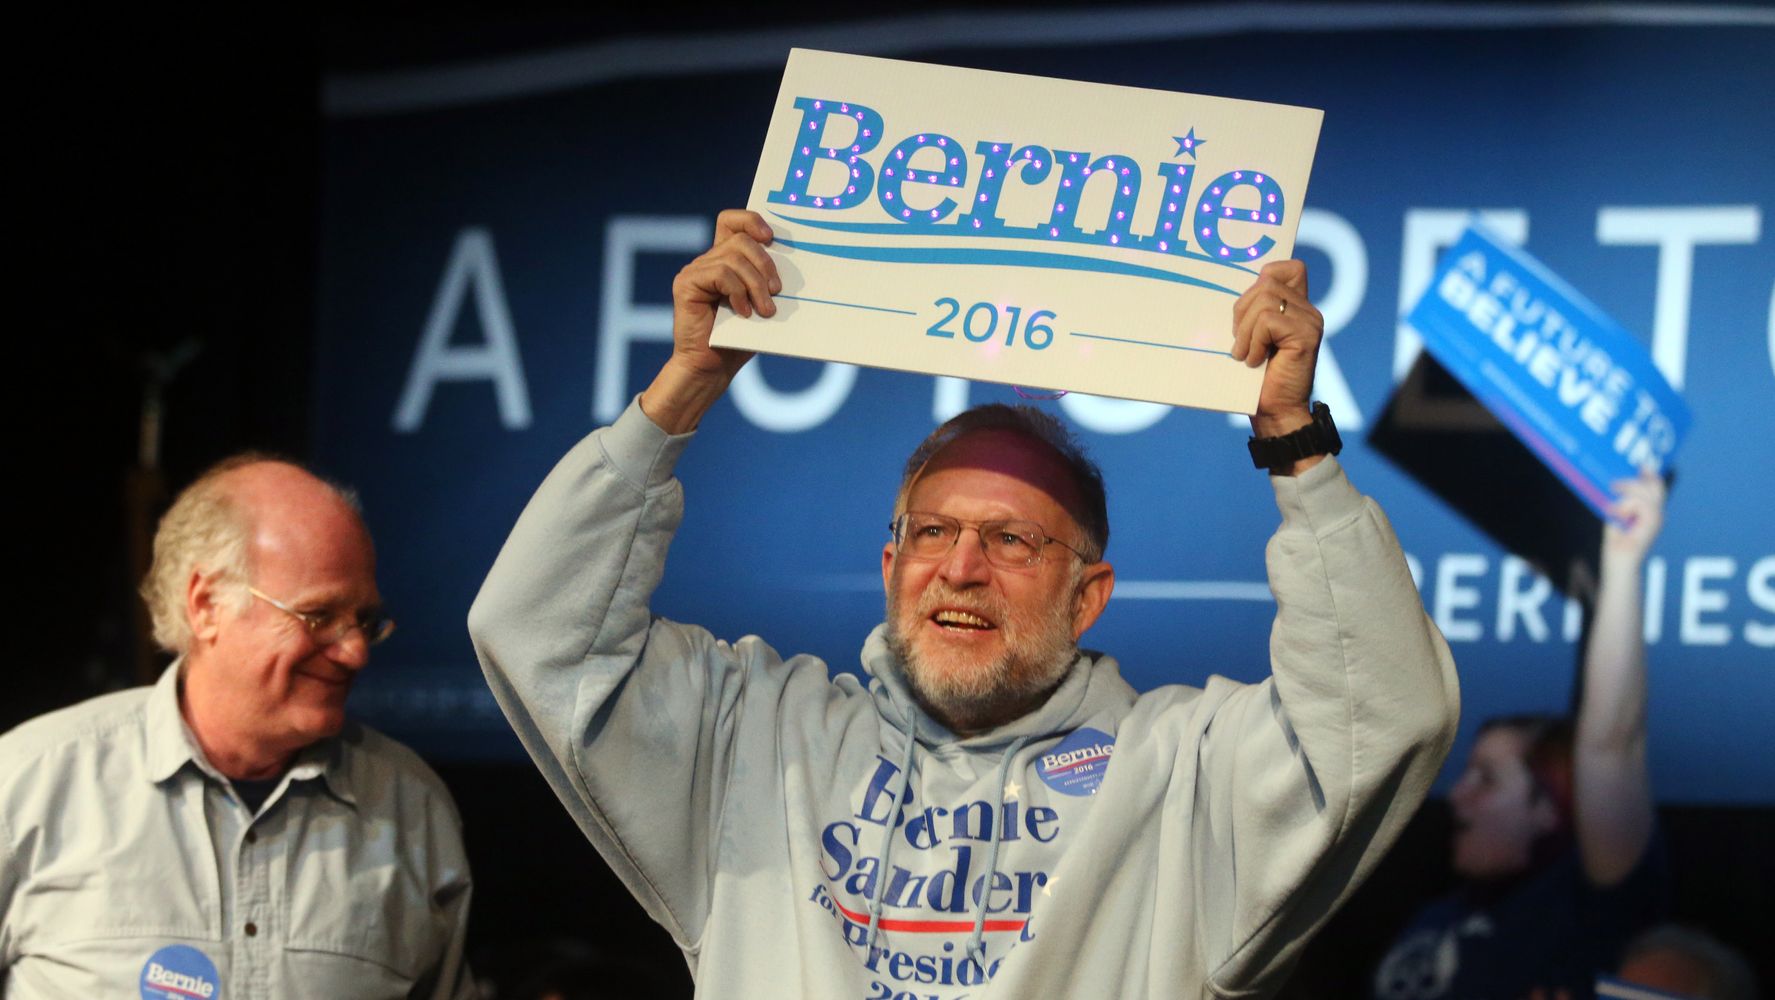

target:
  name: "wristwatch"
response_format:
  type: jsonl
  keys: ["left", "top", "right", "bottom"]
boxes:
{"left": 1248, "top": 402, "right": 1342, "bottom": 474}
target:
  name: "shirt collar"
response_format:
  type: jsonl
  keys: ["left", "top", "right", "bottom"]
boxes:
{"left": 142, "top": 661, "right": 358, "bottom": 808}
{"left": 144, "top": 661, "right": 200, "bottom": 783}
{"left": 291, "top": 731, "right": 358, "bottom": 808}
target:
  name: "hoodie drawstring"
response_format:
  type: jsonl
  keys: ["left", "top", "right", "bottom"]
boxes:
{"left": 866, "top": 730, "right": 919, "bottom": 948}
{"left": 866, "top": 730, "right": 1035, "bottom": 972}
{"left": 966, "top": 734, "right": 1032, "bottom": 968}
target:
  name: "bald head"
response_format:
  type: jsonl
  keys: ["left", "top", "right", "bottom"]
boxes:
{"left": 231, "top": 460, "right": 370, "bottom": 554}
{"left": 142, "top": 454, "right": 369, "bottom": 655}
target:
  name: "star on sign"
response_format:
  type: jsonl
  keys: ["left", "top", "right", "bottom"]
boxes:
{"left": 1003, "top": 779, "right": 1021, "bottom": 801}
{"left": 1173, "top": 127, "right": 1206, "bottom": 159}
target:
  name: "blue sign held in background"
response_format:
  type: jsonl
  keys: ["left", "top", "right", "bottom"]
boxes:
{"left": 1406, "top": 225, "right": 1691, "bottom": 523}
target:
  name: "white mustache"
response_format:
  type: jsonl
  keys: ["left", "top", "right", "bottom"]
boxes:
{"left": 913, "top": 584, "right": 1008, "bottom": 629}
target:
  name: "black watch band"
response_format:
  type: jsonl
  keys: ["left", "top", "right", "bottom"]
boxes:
{"left": 1248, "top": 402, "right": 1342, "bottom": 473}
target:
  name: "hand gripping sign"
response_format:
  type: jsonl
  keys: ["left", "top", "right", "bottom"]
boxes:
{"left": 1405, "top": 224, "right": 1692, "bottom": 523}
{"left": 710, "top": 49, "right": 1324, "bottom": 414}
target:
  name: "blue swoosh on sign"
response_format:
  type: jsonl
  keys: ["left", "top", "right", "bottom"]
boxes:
{"left": 773, "top": 237, "right": 1244, "bottom": 296}
{"left": 770, "top": 212, "right": 1254, "bottom": 273}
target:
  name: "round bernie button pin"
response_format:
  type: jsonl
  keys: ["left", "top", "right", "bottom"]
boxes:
{"left": 1036, "top": 726, "right": 1116, "bottom": 796}
{"left": 140, "top": 944, "right": 222, "bottom": 1000}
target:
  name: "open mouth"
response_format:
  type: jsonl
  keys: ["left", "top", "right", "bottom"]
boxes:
{"left": 931, "top": 609, "right": 998, "bottom": 632}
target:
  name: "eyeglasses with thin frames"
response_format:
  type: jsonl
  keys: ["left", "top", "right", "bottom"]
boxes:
{"left": 889, "top": 512, "right": 1093, "bottom": 570}
{"left": 247, "top": 586, "right": 396, "bottom": 648}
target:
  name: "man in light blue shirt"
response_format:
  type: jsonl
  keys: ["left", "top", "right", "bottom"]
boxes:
{"left": 1, "top": 455, "right": 475, "bottom": 1000}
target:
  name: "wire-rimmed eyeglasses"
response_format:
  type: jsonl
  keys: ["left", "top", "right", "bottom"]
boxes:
{"left": 247, "top": 586, "right": 396, "bottom": 647}
{"left": 889, "top": 512, "right": 1092, "bottom": 569}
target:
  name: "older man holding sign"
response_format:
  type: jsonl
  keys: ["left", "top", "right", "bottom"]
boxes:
{"left": 471, "top": 52, "right": 1457, "bottom": 1000}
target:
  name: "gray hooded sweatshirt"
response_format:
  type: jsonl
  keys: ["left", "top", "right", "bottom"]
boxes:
{"left": 469, "top": 399, "right": 1459, "bottom": 999}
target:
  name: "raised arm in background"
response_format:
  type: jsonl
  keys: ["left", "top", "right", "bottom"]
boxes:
{"left": 1573, "top": 470, "right": 1666, "bottom": 886}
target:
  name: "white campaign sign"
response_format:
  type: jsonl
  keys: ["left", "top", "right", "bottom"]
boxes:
{"left": 711, "top": 49, "right": 1323, "bottom": 414}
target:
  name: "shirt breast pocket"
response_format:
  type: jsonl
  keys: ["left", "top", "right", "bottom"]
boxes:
{"left": 282, "top": 854, "right": 439, "bottom": 995}
{"left": 7, "top": 866, "right": 223, "bottom": 997}
{"left": 18, "top": 865, "right": 214, "bottom": 946}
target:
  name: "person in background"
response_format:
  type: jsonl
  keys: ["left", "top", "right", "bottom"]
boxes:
{"left": 1607, "top": 924, "right": 1760, "bottom": 1000}
{"left": 0, "top": 455, "right": 475, "bottom": 999}
{"left": 1373, "top": 471, "right": 1670, "bottom": 1000}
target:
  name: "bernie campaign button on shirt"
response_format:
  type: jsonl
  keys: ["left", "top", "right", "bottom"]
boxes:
{"left": 141, "top": 944, "right": 222, "bottom": 1000}
{"left": 1037, "top": 727, "right": 1116, "bottom": 796}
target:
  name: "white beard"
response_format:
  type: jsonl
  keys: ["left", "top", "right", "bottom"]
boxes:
{"left": 884, "top": 566, "right": 1080, "bottom": 733}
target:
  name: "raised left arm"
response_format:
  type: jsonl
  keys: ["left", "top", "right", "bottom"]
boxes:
{"left": 1234, "top": 258, "right": 1326, "bottom": 467}
{"left": 1202, "top": 262, "right": 1460, "bottom": 994}
{"left": 1573, "top": 470, "right": 1665, "bottom": 886}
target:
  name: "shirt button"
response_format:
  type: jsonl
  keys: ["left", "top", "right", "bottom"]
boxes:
{"left": 244, "top": 922, "right": 258, "bottom": 937}
{"left": 245, "top": 830, "right": 257, "bottom": 844}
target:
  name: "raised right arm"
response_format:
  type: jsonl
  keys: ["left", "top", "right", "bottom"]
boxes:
{"left": 466, "top": 211, "right": 779, "bottom": 945}
{"left": 640, "top": 208, "right": 776, "bottom": 432}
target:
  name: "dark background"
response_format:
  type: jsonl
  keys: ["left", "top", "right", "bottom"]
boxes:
{"left": 20, "top": 5, "right": 1772, "bottom": 997}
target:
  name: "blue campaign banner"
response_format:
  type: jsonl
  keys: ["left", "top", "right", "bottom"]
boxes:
{"left": 317, "top": 7, "right": 1775, "bottom": 803}
{"left": 1406, "top": 225, "right": 1692, "bottom": 521}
